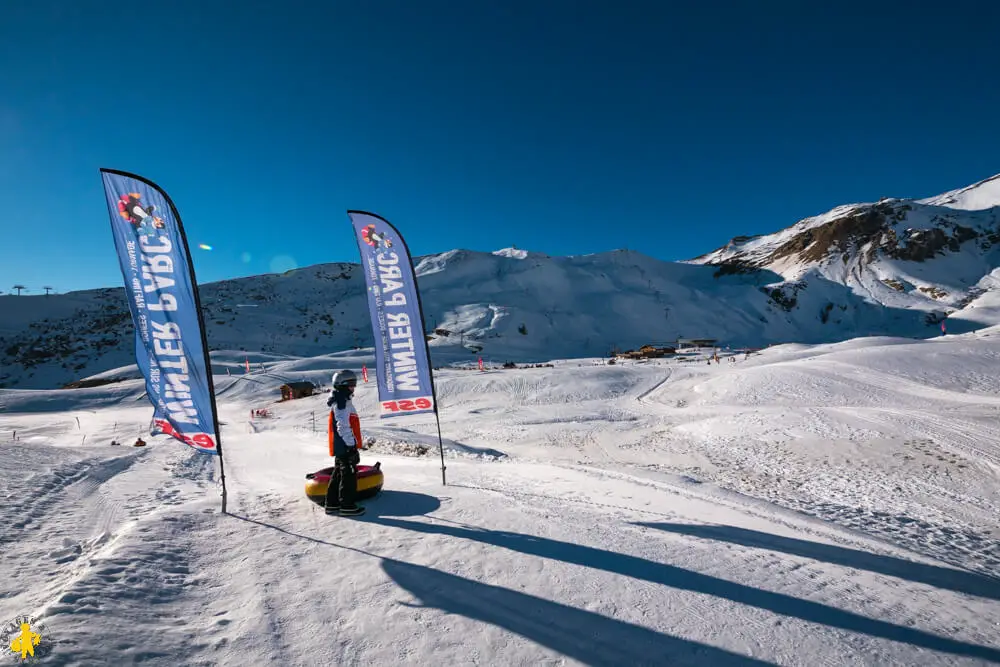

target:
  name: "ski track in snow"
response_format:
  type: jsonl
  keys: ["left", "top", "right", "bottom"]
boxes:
{"left": 1, "top": 338, "right": 1000, "bottom": 664}
{"left": 629, "top": 350, "right": 1000, "bottom": 579}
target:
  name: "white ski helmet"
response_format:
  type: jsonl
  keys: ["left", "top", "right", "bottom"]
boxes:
{"left": 332, "top": 369, "right": 358, "bottom": 390}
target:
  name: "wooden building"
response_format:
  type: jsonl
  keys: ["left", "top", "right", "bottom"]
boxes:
{"left": 617, "top": 344, "right": 676, "bottom": 360}
{"left": 280, "top": 381, "right": 316, "bottom": 401}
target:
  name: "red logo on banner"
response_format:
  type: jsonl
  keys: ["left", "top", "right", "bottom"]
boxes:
{"left": 381, "top": 397, "right": 433, "bottom": 413}
{"left": 154, "top": 419, "right": 216, "bottom": 450}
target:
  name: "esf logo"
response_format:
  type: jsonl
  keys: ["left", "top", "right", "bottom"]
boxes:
{"left": 381, "top": 397, "right": 433, "bottom": 414}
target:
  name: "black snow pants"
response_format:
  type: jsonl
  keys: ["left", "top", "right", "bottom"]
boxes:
{"left": 326, "top": 449, "right": 359, "bottom": 509}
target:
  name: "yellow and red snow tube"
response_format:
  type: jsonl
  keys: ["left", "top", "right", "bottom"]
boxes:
{"left": 305, "top": 462, "right": 383, "bottom": 505}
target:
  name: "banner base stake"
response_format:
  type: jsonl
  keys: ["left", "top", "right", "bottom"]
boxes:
{"left": 434, "top": 407, "right": 447, "bottom": 485}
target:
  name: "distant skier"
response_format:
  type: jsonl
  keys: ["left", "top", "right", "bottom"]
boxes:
{"left": 326, "top": 370, "right": 365, "bottom": 516}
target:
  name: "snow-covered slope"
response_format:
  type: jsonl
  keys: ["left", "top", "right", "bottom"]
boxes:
{"left": 5, "top": 173, "right": 1000, "bottom": 389}
{"left": 919, "top": 173, "right": 1000, "bottom": 211}
{"left": 0, "top": 250, "right": 815, "bottom": 389}
{"left": 1, "top": 333, "right": 999, "bottom": 665}
{"left": 690, "top": 173, "right": 1000, "bottom": 339}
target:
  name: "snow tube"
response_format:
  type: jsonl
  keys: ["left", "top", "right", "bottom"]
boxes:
{"left": 304, "top": 462, "right": 383, "bottom": 505}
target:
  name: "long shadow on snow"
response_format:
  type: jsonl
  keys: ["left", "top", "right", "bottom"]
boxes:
{"left": 374, "top": 517, "right": 1000, "bottom": 663}
{"left": 229, "top": 491, "right": 442, "bottom": 540}
{"left": 226, "top": 491, "right": 442, "bottom": 543}
{"left": 224, "top": 514, "right": 768, "bottom": 665}
{"left": 363, "top": 490, "right": 442, "bottom": 517}
{"left": 382, "top": 558, "right": 771, "bottom": 666}
{"left": 638, "top": 522, "right": 1000, "bottom": 600}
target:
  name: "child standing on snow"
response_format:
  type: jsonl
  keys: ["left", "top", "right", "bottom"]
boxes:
{"left": 326, "top": 370, "right": 365, "bottom": 516}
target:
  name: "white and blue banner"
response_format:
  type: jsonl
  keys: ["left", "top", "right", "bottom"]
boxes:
{"left": 348, "top": 210, "right": 436, "bottom": 418}
{"left": 101, "top": 169, "right": 222, "bottom": 453}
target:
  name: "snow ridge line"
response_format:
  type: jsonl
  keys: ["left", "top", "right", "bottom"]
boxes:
{"left": 461, "top": 456, "right": 930, "bottom": 568}
{"left": 565, "top": 455, "right": 1000, "bottom": 583}
{"left": 635, "top": 369, "right": 673, "bottom": 404}
{"left": 814, "top": 360, "right": 1000, "bottom": 406}
{"left": 550, "top": 461, "right": 961, "bottom": 567}
{"left": 450, "top": 479, "right": 680, "bottom": 520}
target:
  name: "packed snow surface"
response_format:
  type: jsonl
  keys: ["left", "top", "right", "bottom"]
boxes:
{"left": 2, "top": 331, "right": 1000, "bottom": 665}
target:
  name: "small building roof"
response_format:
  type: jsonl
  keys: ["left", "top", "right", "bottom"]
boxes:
{"left": 280, "top": 381, "right": 316, "bottom": 390}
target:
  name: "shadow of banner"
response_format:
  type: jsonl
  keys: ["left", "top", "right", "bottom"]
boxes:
{"left": 375, "top": 517, "right": 1000, "bottom": 663}
{"left": 382, "top": 558, "right": 771, "bottom": 666}
{"left": 637, "top": 522, "right": 1000, "bottom": 601}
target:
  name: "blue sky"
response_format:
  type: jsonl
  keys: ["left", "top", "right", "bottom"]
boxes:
{"left": 1, "top": 1, "right": 998, "bottom": 293}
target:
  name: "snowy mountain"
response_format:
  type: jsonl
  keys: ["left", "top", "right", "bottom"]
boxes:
{"left": 3, "top": 173, "right": 1000, "bottom": 389}
{"left": 691, "top": 173, "right": 1000, "bottom": 331}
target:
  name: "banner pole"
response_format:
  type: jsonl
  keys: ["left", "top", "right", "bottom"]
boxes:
{"left": 430, "top": 374, "right": 447, "bottom": 485}
{"left": 434, "top": 409, "right": 446, "bottom": 485}
{"left": 168, "top": 185, "right": 229, "bottom": 513}
{"left": 150, "top": 171, "right": 230, "bottom": 513}
{"left": 100, "top": 168, "right": 228, "bottom": 513}
{"left": 392, "top": 225, "right": 447, "bottom": 486}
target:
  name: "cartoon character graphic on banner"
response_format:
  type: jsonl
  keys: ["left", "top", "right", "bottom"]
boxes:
{"left": 361, "top": 224, "right": 392, "bottom": 250}
{"left": 117, "top": 192, "right": 165, "bottom": 237}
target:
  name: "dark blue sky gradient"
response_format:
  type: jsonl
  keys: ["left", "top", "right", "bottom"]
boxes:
{"left": 1, "top": 0, "right": 998, "bottom": 292}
